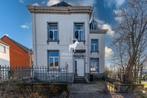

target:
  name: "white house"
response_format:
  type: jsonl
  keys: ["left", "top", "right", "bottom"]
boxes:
{"left": 0, "top": 40, "right": 10, "bottom": 80}
{"left": 0, "top": 40, "right": 10, "bottom": 66}
{"left": 29, "top": 1, "right": 106, "bottom": 83}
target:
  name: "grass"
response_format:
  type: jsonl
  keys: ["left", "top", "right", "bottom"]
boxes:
{"left": 142, "top": 81, "right": 147, "bottom": 88}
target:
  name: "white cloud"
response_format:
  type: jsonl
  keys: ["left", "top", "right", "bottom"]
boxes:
{"left": 116, "top": 0, "right": 125, "bottom": 7}
{"left": 47, "top": 0, "right": 60, "bottom": 6}
{"left": 72, "top": 0, "right": 95, "bottom": 6}
{"left": 114, "top": 9, "right": 124, "bottom": 23}
{"left": 104, "top": 0, "right": 125, "bottom": 8}
{"left": 19, "top": 0, "right": 24, "bottom": 3}
{"left": 105, "top": 46, "right": 113, "bottom": 59}
{"left": 32, "top": 3, "right": 40, "bottom": 6}
{"left": 3, "top": 34, "right": 9, "bottom": 37}
{"left": 20, "top": 24, "right": 29, "bottom": 29}
{"left": 102, "top": 24, "right": 115, "bottom": 36}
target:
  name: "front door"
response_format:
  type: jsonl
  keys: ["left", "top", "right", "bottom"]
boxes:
{"left": 75, "top": 58, "right": 85, "bottom": 76}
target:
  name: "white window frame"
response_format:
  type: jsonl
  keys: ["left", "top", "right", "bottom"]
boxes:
{"left": 74, "top": 23, "right": 85, "bottom": 41}
{"left": 48, "top": 23, "right": 59, "bottom": 41}
{"left": 91, "top": 39, "right": 98, "bottom": 52}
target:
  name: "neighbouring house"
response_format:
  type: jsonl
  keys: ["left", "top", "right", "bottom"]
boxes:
{"left": 0, "top": 40, "right": 10, "bottom": 80}
{"left": 28, "top": 1, "right": 106, "bottom": 83}
{"left": 1, "top": 35, "right": 32, "bottom": 70}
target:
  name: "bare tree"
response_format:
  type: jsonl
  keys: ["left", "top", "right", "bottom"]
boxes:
{"left": 114, "top": 0, "right": 147, "bottom": 83}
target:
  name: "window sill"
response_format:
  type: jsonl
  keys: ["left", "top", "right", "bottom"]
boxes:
{"left": 73, "top": 40, "right": 86, "bottom": 44}
{"left": 47, "top": 40, "right": 60, "bottom": 44}
{"left": 91, "top": 51, "right": 99, "bottom": 53}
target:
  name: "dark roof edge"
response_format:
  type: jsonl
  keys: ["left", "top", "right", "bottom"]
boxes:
{"left": 1, "top": 36, "right": 32, "bottom": 54}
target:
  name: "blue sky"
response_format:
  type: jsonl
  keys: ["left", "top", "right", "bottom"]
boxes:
{"left": 0, "top": 0, "right": 126, "bottom": 66}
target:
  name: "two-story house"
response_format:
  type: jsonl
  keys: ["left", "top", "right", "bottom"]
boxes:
{"left": 29, "top": 1, "right": 106, "bottom": 83}
{"left": 1, "top": 35, "right": 32, "bottom": 70}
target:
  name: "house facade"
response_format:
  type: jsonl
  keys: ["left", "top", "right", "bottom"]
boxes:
{"left": 0, "top": 40, "right": 10, "bottom": 66}
{"left": 29, "top": 1, "right": 106, "bottom": 83}
{"left": 0, "top": 40, "right": 10, "bottom": 80}
{"left": 1, "top": 36, "right": 32, "bottom": 70}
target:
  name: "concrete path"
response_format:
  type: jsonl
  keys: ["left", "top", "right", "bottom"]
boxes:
{"left": 68, "top": 81, "right": 138, "bottom": 98}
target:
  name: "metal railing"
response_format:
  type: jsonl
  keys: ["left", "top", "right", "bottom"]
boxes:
{"left": 0, "top": 65, "right": 74, "bottom": 84}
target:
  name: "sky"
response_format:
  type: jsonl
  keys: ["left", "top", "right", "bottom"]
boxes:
{"left": 0, "top": 0, "right": 127, "bottom": 66}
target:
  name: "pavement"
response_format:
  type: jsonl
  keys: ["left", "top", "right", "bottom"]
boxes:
{"left": 68, "top": 81, "right": 138, "bottom": 98}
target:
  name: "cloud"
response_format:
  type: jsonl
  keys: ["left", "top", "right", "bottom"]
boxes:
{"left": 104, "top": 0, "right": 125, "bottom": 8}
{"left": 102, "top": 24, "right": 115, "bottom": 36}
{"left": 20, "top": 24, "right": 30, "bottom": 29}
{"left": 105, "top": 46, "right": 113, "bottom": 59}
{"left": 47, "top": 0, "right": 60, "bottom": 6}
{"left": 116, "top": 0, "right": 125, "bottom": 7}
{"left": 114, "top": 9, "right": 124, "bottom": 23}
{"left": 69, "top": 0, "right": 95, "bottom": 6}
{"left": 19, "top": 0, "right": 24, "bottom": 3}
{"left": 32, "top": 3, "right": 40, "bottom": 6}
{"left": 3, "top": 34, "right": 9, "bottom": 37}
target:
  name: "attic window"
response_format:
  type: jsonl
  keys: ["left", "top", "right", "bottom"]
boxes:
{"left": 90, "top": 20, "right": 98, "bottom": 30}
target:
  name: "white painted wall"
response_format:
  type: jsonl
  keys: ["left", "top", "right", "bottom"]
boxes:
{"left": 0, "top": 43, "right": 10, "bottom": 66}
{"left": 32, "top": 13, "right": 105, "bottom": 74}
{"left": 89, "top": 33, "right": 105, "bottom": 73}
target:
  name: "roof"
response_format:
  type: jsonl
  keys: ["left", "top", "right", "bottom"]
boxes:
{"left": 28, "top": 1, "right": 92, "bottom": 14}
{"left": 0, "top": 40, "right": 9, "bottom": 46}
{"left": 51, "top": 1, "right": 72, "bottom": 7}
{"left": 1, "top": 36, "right": 32, "bottom": 53}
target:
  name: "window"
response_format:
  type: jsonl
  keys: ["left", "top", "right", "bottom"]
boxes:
{"left": 48, "top": 51, "right": 59, "bottom": 68}
{"left": 90, "top": 58, "right": 99, "bottom": 73}
{"left": 48, "top": 23, "right": 58, "bottom": 41}
{"left": 0, "top": 45, "right": 6, "bottom": 53}
{"left": 91, "top": 39, "right": 98, "bottom": 52}
{"left": 74, "top": 23, "right": 85, "bottom": 41}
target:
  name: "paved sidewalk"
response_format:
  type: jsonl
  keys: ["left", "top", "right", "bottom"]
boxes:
{"left": 68, "top": 81, "right": 138, "bottom": 98}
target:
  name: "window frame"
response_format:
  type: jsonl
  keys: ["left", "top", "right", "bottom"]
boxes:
{"left": 91, "top": 39, "right": 99, "bottom": 53}
{"left": 90, "top": 58, "right": 99, "bottom": 73}
{"left": 47, "top": 22, "right": 59, "bottom": 42}
{"left": 74, "top": 23, "right": 85, "bottom": 42}
{"left": 0, "top": 44, "right": 6, "bottom": 53}
{"left": 47, "top": 50, "right": 60, "bottom": 69}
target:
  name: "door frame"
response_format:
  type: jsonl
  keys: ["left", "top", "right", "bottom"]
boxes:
{"left": 73, "top": 56, "right": 86, "bottom": 77}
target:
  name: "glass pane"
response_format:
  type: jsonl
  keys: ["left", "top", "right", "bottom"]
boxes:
{"left": 49, "top": 31, "right": 53, "bottom": 39}
{"left": 49, "top": 23, "right": 57, "bottom": 30}
{"left": 55, "top": 58, "right": 59, "bottom": 67}
{"left": 49, "top": 58, "right": 54, "bottom": 67}
{"left": 75, "top": 31, "right": 79, "bottom": 39}
{"left": 54, "top": 31, "right": 58, "bottom": 40}
{"left": 49, "top": 52, "right": 59, "bottom": 57}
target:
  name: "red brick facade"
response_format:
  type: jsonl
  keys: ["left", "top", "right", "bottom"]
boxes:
{"left": 1, "top": 36, "right": 32, "bottom": 69}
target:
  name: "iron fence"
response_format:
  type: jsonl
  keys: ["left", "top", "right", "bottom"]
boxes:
{"left": 0, "top": 65, "right": 74, "bottom": 84}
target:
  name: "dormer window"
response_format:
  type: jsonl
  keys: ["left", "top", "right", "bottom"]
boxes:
{"left": 90, "top": 19, "right": 98, "bottom": 30}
